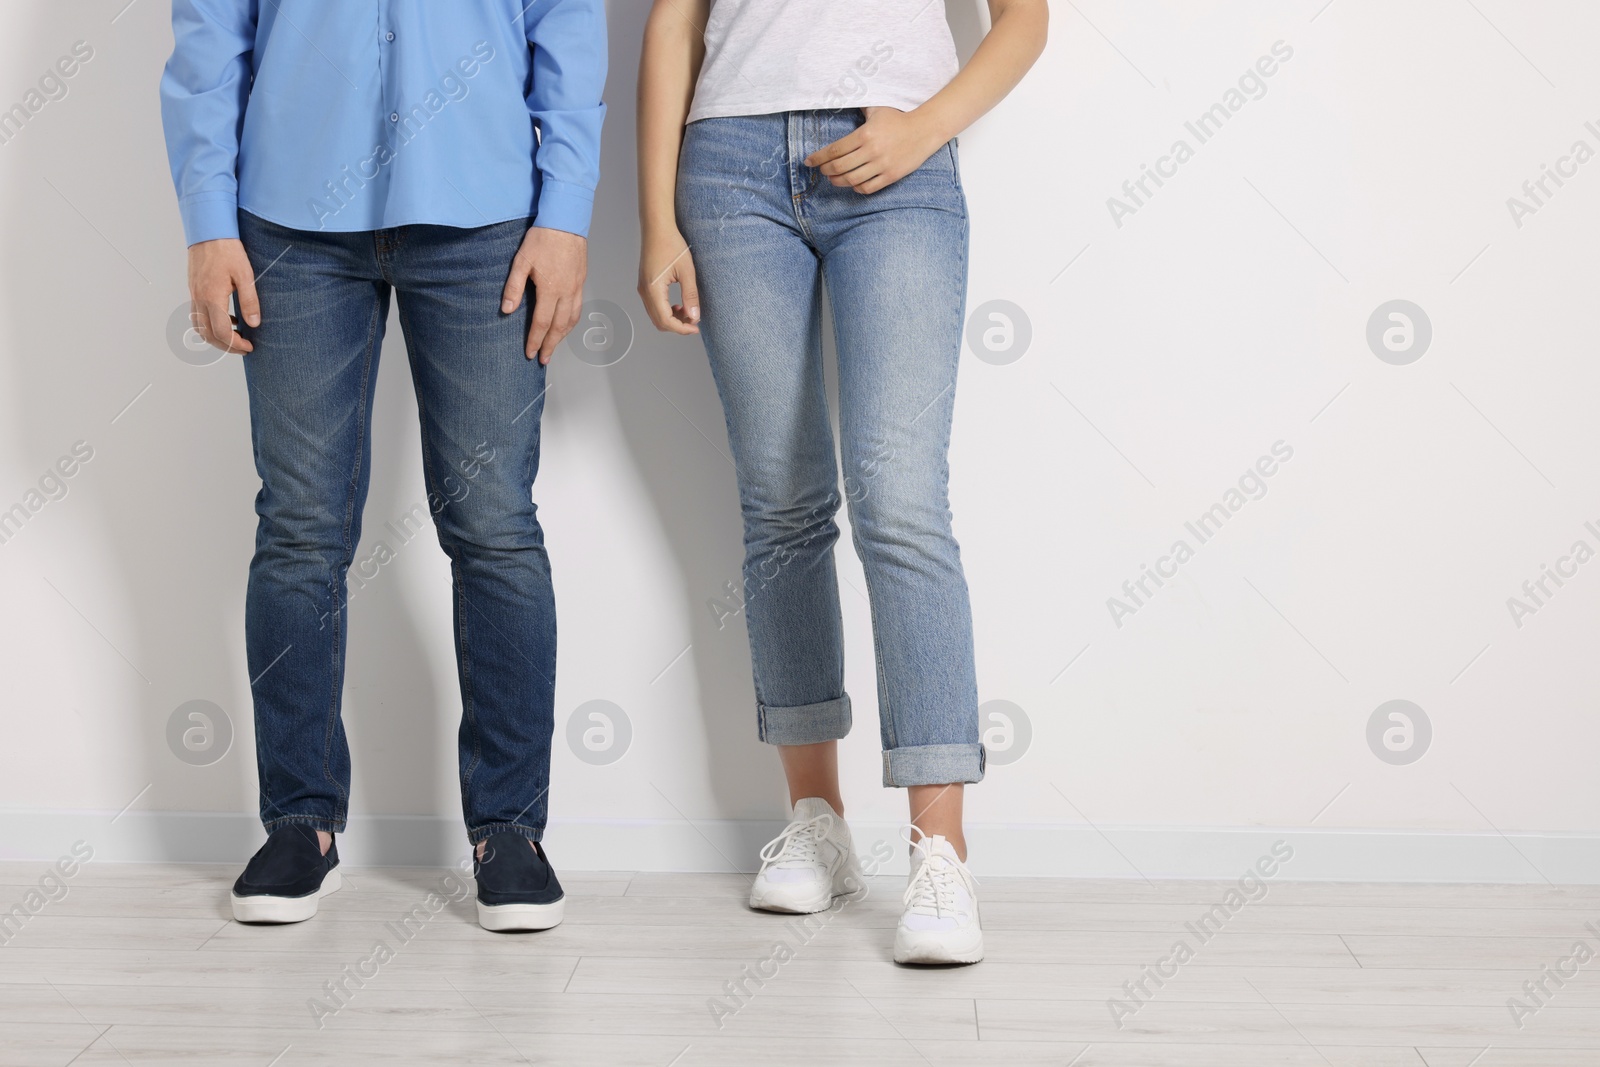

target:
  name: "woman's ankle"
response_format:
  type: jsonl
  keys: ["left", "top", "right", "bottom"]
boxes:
{"left": 908, "top": 783, "right": 966, "bottom": 859}
{"left": 789, "top": 792, "right": 844, "bottom": 816}
{"left": 778, "top": 741, "right": 843, "bottom": 816}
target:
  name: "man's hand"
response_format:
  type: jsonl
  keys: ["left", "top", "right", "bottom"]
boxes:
{"left": 187, "top": 238, "right": 259, "bottom": 353}
{"left": 805, "top": 106, "right": 948, "bottom": 195}
{"left": 637, "top": 227, "right": 700, "bottom": 335}
{"left": 503, "top": 226, "right": 588, "bottom": 364}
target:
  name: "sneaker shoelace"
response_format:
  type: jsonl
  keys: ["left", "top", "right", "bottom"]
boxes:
{"left": 759, "top": 812, "right": 835, "bottom": 869}
{"left": 902, "top": 828, "right": 978, "bottom": 918}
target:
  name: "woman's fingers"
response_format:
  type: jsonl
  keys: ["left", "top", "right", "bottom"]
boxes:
{"left": 638, "top": 273, "right": 678, "bottom": 332}
{"left": 676, "top": 257, "right": 700, "bottom": 327}
{"left": 659, "top": 270, "right": 700, "bottom": 335}
{"left": 817, "top": 145, "right": 872, "bottom": 179}
{"left": 638, "top": 246, "right": 700, "bottom": 334}
{"left": 804, "top": 127, "right": 862, "bottom": 169}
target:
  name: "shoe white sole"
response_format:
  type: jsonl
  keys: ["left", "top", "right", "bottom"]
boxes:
{"left": 477, "top": 896, "right": 566, "bottom": 932}
{"left": 230, "top": 868, "right": 341, "bottom": 923}
{"left": 893, "top": 924, "right": 985, "bottom": 965}
{"left": 749, "top": 853, "right": 862, "bottom": 914}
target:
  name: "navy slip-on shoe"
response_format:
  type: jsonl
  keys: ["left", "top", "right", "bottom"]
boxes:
{"left": 474, "top": 833, "right": 565, "bottom": 931}
{"left": 230, "top": 825, "right": 341, "bottom": 923}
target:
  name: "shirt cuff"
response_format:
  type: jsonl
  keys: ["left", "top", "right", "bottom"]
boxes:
{"left": 180, "top": 193, "right": 241, "bottom": 246}
{"left": 533, "top": 178, "right": 595, "bottom": 239}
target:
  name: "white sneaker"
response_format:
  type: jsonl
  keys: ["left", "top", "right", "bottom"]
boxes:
{"left": 749, "top": 797, "right": 861, "bottom": 914}
{"left": 893, "top": 829, "right": 984, "bottom": 964}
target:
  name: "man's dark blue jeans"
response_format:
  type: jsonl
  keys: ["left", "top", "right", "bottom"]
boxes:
{"left": 236, "top": 209, "right": 555, "bottom": 847}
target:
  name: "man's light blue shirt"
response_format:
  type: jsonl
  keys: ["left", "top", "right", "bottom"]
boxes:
{"left": 160, "top": 0, "right": 607, "bottom": 246}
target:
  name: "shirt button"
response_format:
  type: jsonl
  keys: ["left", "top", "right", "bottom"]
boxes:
{"left": 389, "top": 112, "right": 399, "bottom": 123}
{"left": 385, "top": 31, "right": 395, "bottom": 41}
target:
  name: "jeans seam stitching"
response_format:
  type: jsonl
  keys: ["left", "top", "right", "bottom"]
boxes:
{"left": 319, "top": 289, "right": 381, "bottom": 819}
{"left": 399, "top": 299, "right": 484, "bottom": 801}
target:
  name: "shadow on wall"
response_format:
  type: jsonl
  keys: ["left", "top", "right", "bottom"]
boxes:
{"left": 572, "top": 0, "right": 772, "bottom": 821}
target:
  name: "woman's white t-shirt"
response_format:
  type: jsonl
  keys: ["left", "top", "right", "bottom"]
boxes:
{"left": 687, "top": 0, "right": 960, "bottom": 123}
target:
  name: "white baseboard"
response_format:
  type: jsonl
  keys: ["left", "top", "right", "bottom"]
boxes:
{"left": 2, "top": 810, "right": 1599, "bottom": 882}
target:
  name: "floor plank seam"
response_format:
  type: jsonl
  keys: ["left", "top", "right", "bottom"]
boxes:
{"left": 561, "top": 957, "right": 581, "bottom": 994}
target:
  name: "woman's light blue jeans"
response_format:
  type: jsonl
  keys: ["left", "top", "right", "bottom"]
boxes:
{"left": 677, "top": 110, "right": 985, "bottom": 788}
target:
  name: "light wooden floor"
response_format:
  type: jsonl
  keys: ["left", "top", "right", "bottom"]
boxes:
{"left": 2, "top": 863, "right": 1598, "bottom": 1066}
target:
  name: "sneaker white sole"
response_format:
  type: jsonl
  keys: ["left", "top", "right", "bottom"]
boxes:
{"left": 476, "top": 896, "right": 566, "bottom": 932}
{"left": 893, "top": 924, "right": 985, "bottom": 965}
{"left": 230, "top": 868, "right": 342, "bottom": 924}
{"left": 749, "top": 854, "right": 863, "bottom": 914}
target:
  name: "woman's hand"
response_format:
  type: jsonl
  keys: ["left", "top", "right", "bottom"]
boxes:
{"left": 637, "top": 227, "right": 700, "bottom": 335}
{"left": 805, "top": 106, "right": 948, "bottom": 195}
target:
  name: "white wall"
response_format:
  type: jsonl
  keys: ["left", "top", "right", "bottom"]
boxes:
{"left": 2, "top": 0, "right": 1598, "bottom": 879}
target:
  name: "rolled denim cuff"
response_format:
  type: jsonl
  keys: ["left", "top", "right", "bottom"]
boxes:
{"left": 883, "top": 742, "right": 986, "bottom": 787}
{"left": 262, "top": 813, "right": 346, "bottom": 836}
{"left": 467, "top": 822, "right": 545, "bottom": 846}
{"left": 758, "top": 694, "right": 852, "bottom": 746}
